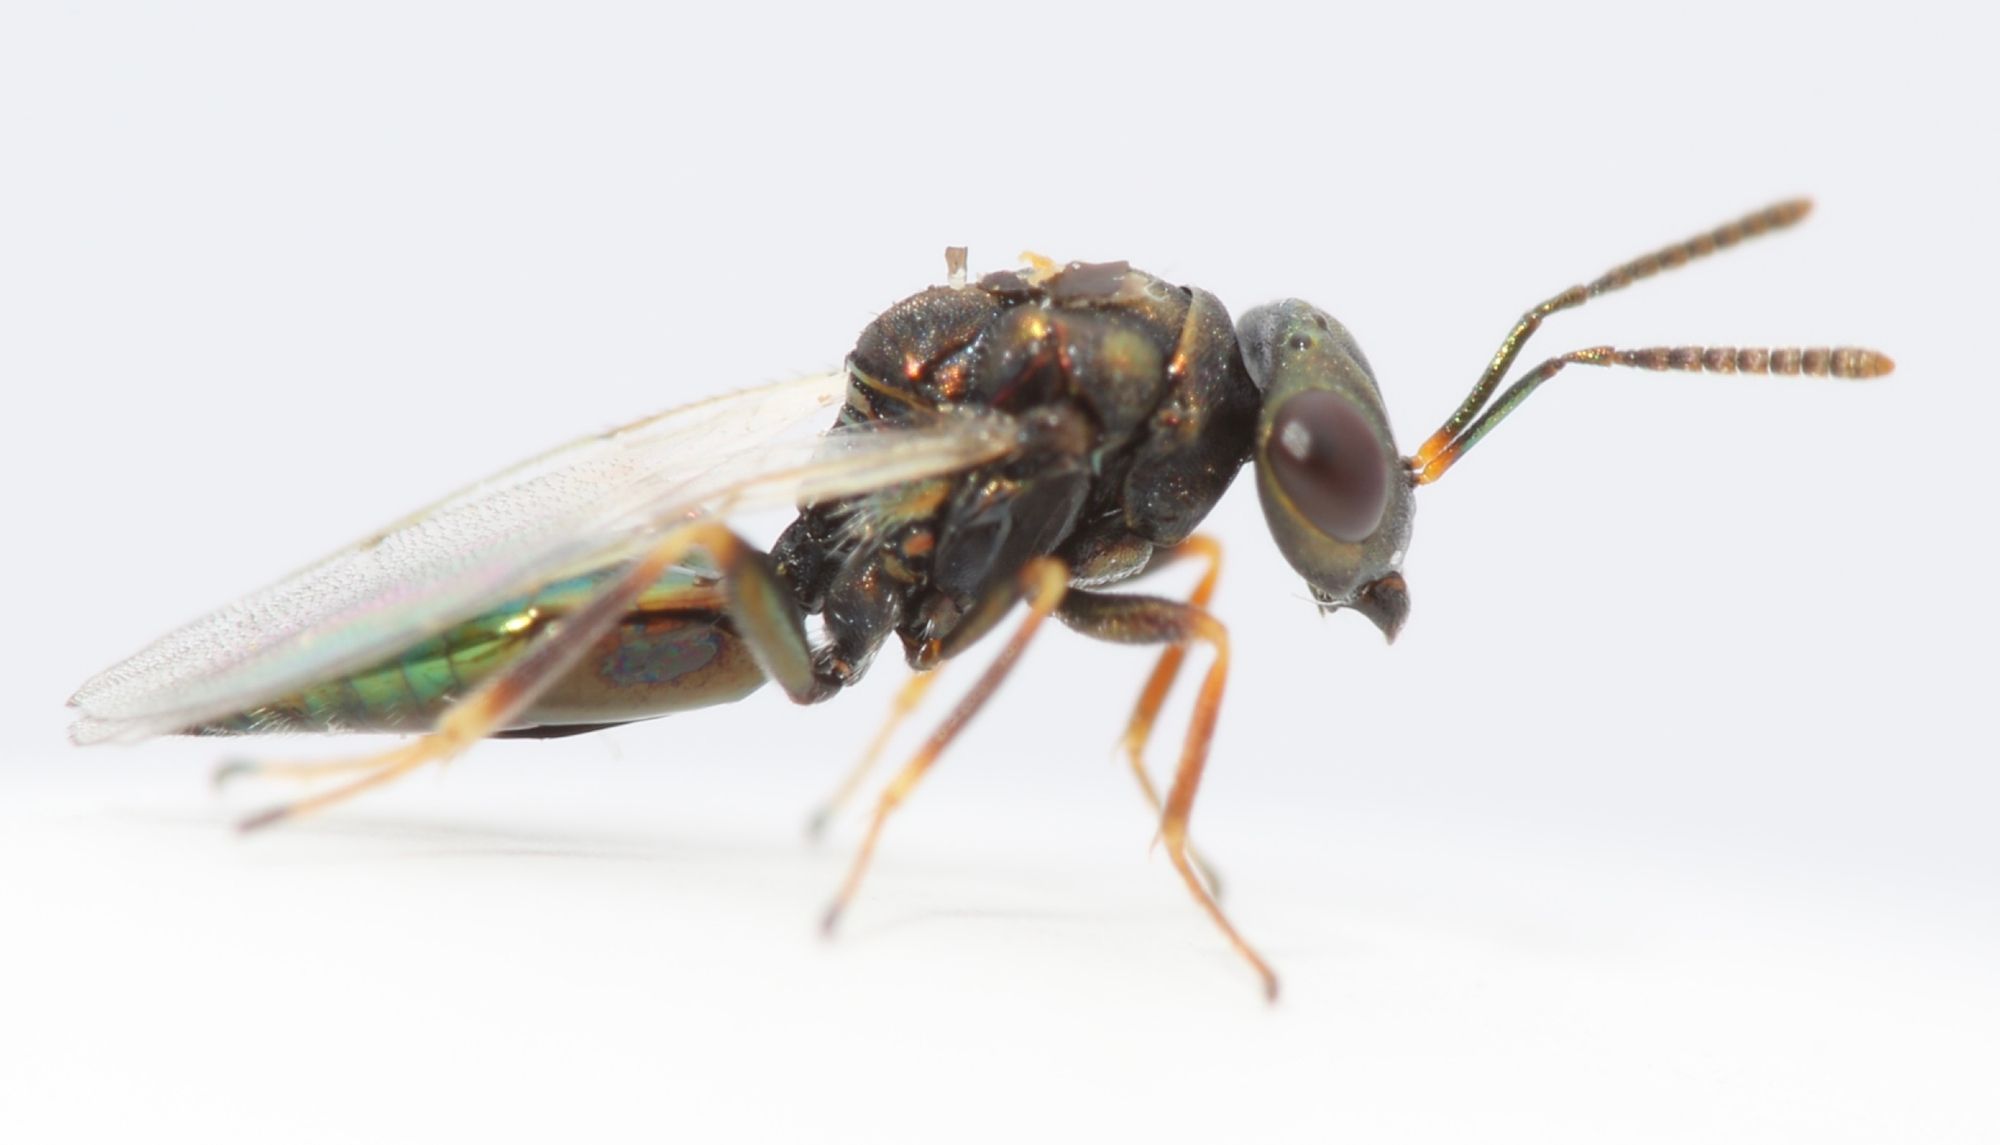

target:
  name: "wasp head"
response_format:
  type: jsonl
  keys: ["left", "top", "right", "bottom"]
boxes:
{"left": 1238, "top": 300, "right": 1414, "bottom": 642}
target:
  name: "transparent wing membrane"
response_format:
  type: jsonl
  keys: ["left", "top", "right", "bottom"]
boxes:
{"left": 70, "top": 373, "right": 1017, "bottom": 744}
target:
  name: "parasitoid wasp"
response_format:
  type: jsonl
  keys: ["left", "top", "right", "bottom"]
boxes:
{"left": 70, "top": 200, "right": 1892, "bottom": 1000}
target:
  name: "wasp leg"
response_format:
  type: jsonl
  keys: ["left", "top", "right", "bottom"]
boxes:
{"left": 214, "top": 753, "right": 411, "bottom": 791}
{"left": 233, "top": 743, "right": 446, "bottom": 832}
{"left": 821, "top": 557, "right": 1069, "bottom": 935}
{"left": 1109, "top": 535, "right": 1227, "bottom": 899}
{"left": 1056, "top": 587, "right": 1277, "bottom": 1002}
{"left": 234, "top": 522, "right": 831, "bottom": 831}
{"left": 803, "top": 667, "right": 943, "bottom": 841}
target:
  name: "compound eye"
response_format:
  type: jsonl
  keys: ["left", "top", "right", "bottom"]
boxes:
{"left": 1267, "top": 391, "right": 1390, "bottom": 543}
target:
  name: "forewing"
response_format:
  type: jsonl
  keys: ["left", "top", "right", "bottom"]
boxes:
{"left": 70, "top": 373, "right": 1017, "bottom": 744}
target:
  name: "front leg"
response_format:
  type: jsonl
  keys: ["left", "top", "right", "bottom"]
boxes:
{"left": 1057, "top": 586, "right": 1277, "bottom": 1002}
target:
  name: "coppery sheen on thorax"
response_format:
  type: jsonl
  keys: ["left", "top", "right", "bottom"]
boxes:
{"left": 772, "top": 260, "right": 1260, "bottom": 689}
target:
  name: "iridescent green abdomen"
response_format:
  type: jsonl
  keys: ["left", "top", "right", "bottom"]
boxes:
{"left": 189, "top": 567, "right": 767, "bottom": 736}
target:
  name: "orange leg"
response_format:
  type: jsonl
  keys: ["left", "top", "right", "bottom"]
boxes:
{"left": 1156, "top": 612, "right": 1276, "bottom": 1001}
{"left": 1057, "top": 585, "right": 1276, "bottom": 1002}
{"left": 230, "top": 522, "right": 783, "bottom": 831}
{"left": 821, "top": 558, "right": 1069, "bottom": 934}
{"left": 214, "top": 753, "right": 411, "bottom": 791}
{"left": 804, "top": 667, "right": 944, "bottom": 840}
{"left": 233, "top": 742, "right": 451, "bottom": 832}
{"left": 1114, "top": 535, "right": 1226, "bottom": 896}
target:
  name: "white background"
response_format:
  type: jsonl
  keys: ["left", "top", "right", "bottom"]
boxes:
{"left": 3, "top": 2, "right": 1994, "bottom": 1142}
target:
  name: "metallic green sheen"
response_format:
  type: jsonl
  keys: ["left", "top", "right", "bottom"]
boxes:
{"left": 189, "top": 565, "right": 750, "bottom": 736}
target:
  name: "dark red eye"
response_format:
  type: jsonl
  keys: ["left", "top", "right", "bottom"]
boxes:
{"left": 1267, "top": 391, "right": 1389, "bottom": 543}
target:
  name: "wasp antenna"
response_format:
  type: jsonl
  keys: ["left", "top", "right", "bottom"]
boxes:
{"left": 1611, "top": 345, "right": 1892, "bottom": 378}
{"left": 1585, "top": 199, "right": 1812, "bottom": 298}
{"left": 1411, "top": 342, "right": 1895, "bottom": 485}
{"left": 1413, "top": 200, "right": 1820, "bottom": 471}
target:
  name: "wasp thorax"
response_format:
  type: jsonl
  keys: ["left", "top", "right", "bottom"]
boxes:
{"left": 1238, "top": 300, "right": 1414, "bottom": 642}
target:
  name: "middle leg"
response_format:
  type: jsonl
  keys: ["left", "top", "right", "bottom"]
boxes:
{"left": 803, "top": 667, "right": 944, "bottom": 840}
{"left": 821, "top": 557, "right": 1069, "bottom": 933}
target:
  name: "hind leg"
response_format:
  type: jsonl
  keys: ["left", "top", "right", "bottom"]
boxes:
{"left": 228, "top": 522, "right": 835, "bottom": 831}
{"left": 803, "top": 667, "right": 944, "bottom": 840}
